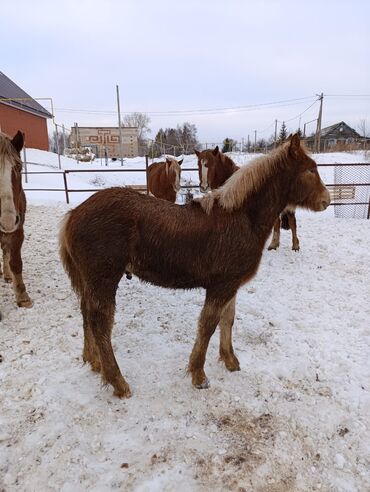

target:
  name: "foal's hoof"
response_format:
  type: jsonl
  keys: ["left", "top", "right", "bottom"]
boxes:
{"left": 4, "top": 277, "right": 12, "bottom": 284}
{"left": 194, "top": 378, "right": 210, "bottom": 390}
{"left": 267, "top": 244, "right": 278, "bottom": 251}
{"left": 17, "top": 298, "right": 33, "bottom": 308}
{"left": 113, "top": 384, "right": 132, "bottom": 399}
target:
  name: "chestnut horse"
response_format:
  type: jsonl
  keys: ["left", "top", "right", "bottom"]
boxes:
{"left": 0, "top": 131, "right": 32, "bottom": 311}
{"left": 147, "top": 157, "right": 183, "bottom": 202}
{"left": 195, "top": 146, "right": 239, "bottom": 192}
{"left": 196, "top": 145, "right": 301, "bottom": 251}
{"left": 59, "top": 134, "right": 330, "bottom": 398}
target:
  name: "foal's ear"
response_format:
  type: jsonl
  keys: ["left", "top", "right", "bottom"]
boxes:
{"left": 194, "top": 149, "right": 200, "bottom": 157}
{"left": 212, "top": 145, "right": 219, "bottom": 155}
{"left": 11, "top": 130, "right": 24, "bottom": 152}
{"left": 289, "top": 133, "right": 300, "bottom": 158}
{"left": 178, "top": 159, "right": 183, "bottom": 166}
{"left": 166, "top": 157, "right": 172, "bottom": 164}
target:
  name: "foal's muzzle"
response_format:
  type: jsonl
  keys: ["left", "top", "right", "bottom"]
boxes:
{"left": 0, "top": 214, "right": 20, "bottom": 233}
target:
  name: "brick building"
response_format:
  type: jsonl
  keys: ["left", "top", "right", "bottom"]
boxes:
{"left": 0, "top": 72, "right": 52, "bottom": 150}
{"left": 70, "top": 126, "right": 138, "bottom": 158}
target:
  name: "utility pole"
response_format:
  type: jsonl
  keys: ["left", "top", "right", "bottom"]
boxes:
{"left": 274, "top": 119, "right": 278, "bottom": 148}
{"left": 314, "top": 93, "right": 324, "bottom": 153}
{"left": 116, "top": 85, "right": 124, "bottom": 166}
{"left": 254, "top": 130, "right": 257, "bottom": 153}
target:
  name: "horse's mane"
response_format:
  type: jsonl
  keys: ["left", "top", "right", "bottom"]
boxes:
{"left": 198, "top": 141, "right": 307, "bottom": 214}
{"left": 0, "top": 133, "right": 21, "bottom": 172}
{"left": 219, "top": 151, "right": 239, "bottom": 172}
{"left": 165, "top": 156, "right": 181, "bottom": 176}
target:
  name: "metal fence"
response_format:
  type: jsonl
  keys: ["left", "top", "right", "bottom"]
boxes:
{"left": 22, "top": 159, "right": 370, "bottom": 218}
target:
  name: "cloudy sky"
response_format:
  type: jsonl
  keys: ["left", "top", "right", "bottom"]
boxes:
{"left": 1, "top": 0, "right": 369, "bottom": 143}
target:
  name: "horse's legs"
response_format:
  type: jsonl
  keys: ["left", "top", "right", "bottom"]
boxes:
{"left": 81, "top": 297, "right": 101, "bottom": 373}
{"left": 219, "top": 295, "right": 240, "bottom": 372}
{"left": 188, "top": 294, "right": 228, "bottom": 389}
{"left": 1, "top": 245, "right": 12, "bottom": 282}
{"left": 268, "top": 217, "right": 281, "bottom": 250}
{"left": 85, "top": 290, "right": 131, "bottom": 398}
{"left": 7, "top": 231, "right": 32, "bottom": 307}
{"left": 287, "top": 212, "right": 300, "bottom": 251}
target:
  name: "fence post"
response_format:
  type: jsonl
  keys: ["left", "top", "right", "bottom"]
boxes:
{"left": 145, "top": 155, "right": 149, "bottom": 195}
{"left": 63, "top": 171, "right": 70, "bottom": 204}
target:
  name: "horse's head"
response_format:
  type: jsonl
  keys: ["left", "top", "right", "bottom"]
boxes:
{"left": 286, "top": 134, "right": 330, "bottom": 212}
{"left": 165, "top": 157, "right": 183, "bottom": 192}
{"left": 195, "top": 146, "right": 220, "bottom": 192}
{"left": 0, "top": 131, "right": 24, "bottom": 234}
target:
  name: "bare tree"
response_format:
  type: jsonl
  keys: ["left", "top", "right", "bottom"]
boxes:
{"left": 358, "top": 119, "right": 369, "bottom": 137}
{"left": 123, "top": 112, "right": 151, "bottom": 155}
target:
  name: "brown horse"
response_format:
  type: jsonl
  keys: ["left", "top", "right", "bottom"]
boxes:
{"left": 147, "top": 157, "right": 183, "bottom": 202}
{"left": 0, "top": 131, "right": 32, "bottom": 311}
{"left": 59, "top": 134, "right": 330, "bottom": 398}
{"left": 196, "top": 145, "right": 301, "bottom": 251}
{"left": 195, "top": 146, "right": 239, "bottom": 192}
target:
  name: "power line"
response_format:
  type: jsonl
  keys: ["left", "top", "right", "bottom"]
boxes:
{"left": 54, "top": 96, "right": 316, "bottom": 117}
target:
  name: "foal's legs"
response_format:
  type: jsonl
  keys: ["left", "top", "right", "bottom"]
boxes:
{"left": 287, "top": 212, "right": 300, "bottom": 251}
{"left": 219, "top": 296, "right": 240, "bottom": 372}
{"left": 81, "top": 298, "right": 101, "bottom": 373}
{"left": 7, "top": 231, "right": 32, "bottom": 307}
{"left": 83, "top": 271, "right": 131, "bottom": 398}
{"left": 189, "top": 294, "right": 232, "bottom": 389}
{"left": 267, "top": 217, "right": 281, "bottom": 250}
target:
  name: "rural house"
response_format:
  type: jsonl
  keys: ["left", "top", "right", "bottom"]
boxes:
{"left": 305, "top": 121, "right": 362, "bottom": 151}
{"left": 70, "top": 126, "right": 138, "bottom": 158}
{"left": 0, "top": 71, "right": 52, "bottom": 150}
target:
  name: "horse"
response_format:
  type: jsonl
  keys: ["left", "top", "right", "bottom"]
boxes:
{"left": 195, "top": 145, "right": 301, "bottom": 251}
{"left": 195, "top": 146, "right": 239, "bottom": 192}
{"left": 0, "top": 131, "right": 32, "bottom": 310}
{"left": 147, "top": 156, "right": 183, "bottom": 202}
{"left": 59, "top": 134, "right": 330, "bottom": 398}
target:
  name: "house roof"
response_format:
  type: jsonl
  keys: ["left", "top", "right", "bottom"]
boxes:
{"left": 0, "top": 72, "right": 52, "bottom": 119}
{"left": 319, "top": 121, "right": 361, "bottom": 138}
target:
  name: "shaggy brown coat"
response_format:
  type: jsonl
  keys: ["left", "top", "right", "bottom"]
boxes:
{"left": 60, "top": 134, "right": 330, "bottom": 398}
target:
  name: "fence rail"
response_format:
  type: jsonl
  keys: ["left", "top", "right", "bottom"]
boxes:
{"left": 21, "top": 159, "right": 370, "bottom": 218}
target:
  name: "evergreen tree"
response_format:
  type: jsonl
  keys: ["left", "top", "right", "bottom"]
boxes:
{"left": 278, "top": 122, "right": 288, "bottom": 144}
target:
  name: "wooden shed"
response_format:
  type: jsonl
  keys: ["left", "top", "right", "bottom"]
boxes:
{"left": 0, "top": 72, "right": 52, "bottom": 150}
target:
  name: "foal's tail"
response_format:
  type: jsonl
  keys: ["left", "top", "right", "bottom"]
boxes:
{"left": 59, "top": 212, "right": 84, "bottom": 298}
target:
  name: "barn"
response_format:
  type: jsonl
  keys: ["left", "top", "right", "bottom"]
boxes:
{"left": 0, "top": 71, "right": 52, "bottom": 150}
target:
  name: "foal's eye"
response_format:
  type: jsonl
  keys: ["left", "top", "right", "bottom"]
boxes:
{"left": 308, "top": 169, "right": 316, "bottom": 174}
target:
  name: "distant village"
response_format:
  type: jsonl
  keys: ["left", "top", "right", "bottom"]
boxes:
{"left": 1, "top": 71, "right": 369, "bottom": 162}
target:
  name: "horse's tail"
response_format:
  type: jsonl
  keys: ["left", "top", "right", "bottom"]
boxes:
{"left": 59, "top": 212, "right": 84, "bottom": 298}
{"left": 280, "top": 212, "right": 290, "bottom": 230}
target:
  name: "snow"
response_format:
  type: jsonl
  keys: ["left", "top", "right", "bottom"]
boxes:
{"left": 0, "top": 149, "right": 369, "bottom": 491}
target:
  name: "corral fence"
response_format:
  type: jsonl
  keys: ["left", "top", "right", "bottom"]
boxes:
{"left": 22, "top": 158, "right": 370, "bottom": 219}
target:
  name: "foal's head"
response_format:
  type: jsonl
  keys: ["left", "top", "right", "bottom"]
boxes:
{"left": 0, "top": 131, "right": 24, "bottom": 233}
{"left": 195, "top": 146, "right": 221, "bottom": 192}
{"left": 165, "top": 157, "right": 183, "bottom": 192}
{"left": 285, "top": 134, "right": 330, "bottom": 211}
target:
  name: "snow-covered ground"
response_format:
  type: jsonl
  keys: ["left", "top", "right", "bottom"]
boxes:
{"left": 0, "top": 149, "right": 370, "bottom": 491}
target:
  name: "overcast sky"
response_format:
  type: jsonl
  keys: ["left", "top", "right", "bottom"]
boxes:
{"left": 1, "top": 0, "right": 370, "bottom": 143}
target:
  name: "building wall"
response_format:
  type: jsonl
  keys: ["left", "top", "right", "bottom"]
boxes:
{"left": 70, "top": 126, "right": 138, "bottom": 158}
{"left": 0, "top": 103, "right": 49, "bottom": 150}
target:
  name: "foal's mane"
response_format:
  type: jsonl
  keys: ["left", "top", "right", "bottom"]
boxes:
{"left": 0, "top": 133, "right": 21, "bottom": 172}
{"left": 198, "top": 141, "right": 307, "bottom": 214}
